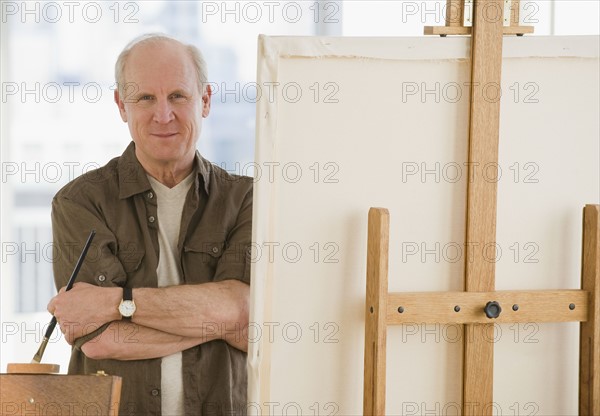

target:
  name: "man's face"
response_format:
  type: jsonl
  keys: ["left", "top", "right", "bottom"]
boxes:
{"left": 115, "top": 41, "right": 210, "bottom": 173}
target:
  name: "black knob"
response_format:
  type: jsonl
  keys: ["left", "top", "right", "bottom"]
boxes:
{"left": 484, "top": 301, "right": 502, "bottom": 319}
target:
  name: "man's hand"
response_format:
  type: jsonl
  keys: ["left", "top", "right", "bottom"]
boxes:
{"left": 47, "top": 282, "right": 121, "bottom": 344}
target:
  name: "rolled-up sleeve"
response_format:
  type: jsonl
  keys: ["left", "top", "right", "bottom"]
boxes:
{"left": 52, "top": 196, "right": 128, "bottom": 289}
{"left": 51, "top": 195, "right": 128, "bottom": 349}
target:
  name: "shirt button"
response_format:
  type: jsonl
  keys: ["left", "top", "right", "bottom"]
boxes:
{"left": 97, "top": 275, "right": 106, "bottom": 282}
{"left": 151, "top": 389, "right": 160, "bottom": 397}
{"left": 147, "top": 192, "right": 154, "bottom": 199}
{"left": 148, "top": 216, "right": 156, "bottom": 223}
{"left": 212, "top": 246, "right": 219, "bottom": 254}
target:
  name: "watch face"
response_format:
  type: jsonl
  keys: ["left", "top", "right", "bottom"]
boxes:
{"left": 119, "top": 300, "right": 136, "bottom": 317}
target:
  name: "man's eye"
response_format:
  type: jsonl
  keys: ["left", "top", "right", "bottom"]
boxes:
{"left": 138, "top": 95, "right": 153, "bottom": 101}
{"left": 170, "top": 93, "right": 186, "bottom": 100}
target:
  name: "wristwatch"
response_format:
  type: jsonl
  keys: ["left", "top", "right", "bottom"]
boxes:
{"left": 118, "top": 287, "right": 136, "bottom": 320}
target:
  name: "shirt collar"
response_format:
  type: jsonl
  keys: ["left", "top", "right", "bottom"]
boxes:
{"left": 118, "top": 142, "right": 211, "bottom": 199}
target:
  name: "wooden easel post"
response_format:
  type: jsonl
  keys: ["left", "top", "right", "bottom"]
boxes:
{"left": 446, "top": 0, "right": 464, "bottom": 27}
{"left": 462, "top": 0, "right": 504, "bottom": 411}
{"left": 509, "top": 0, "right": 522, "bottom": 27}
{"left": 580, "top": 204, "right": 600, "bottom": 415}
{"left": 363, "top": 208, "right": 389, "bottom": 416}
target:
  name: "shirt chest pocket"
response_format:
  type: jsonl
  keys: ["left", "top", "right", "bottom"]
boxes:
{"left": 182, "top": 236, "right": 226, "bottom": 284}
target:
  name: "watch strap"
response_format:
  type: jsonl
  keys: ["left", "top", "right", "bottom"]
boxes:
{"left": 122, "top": 287, "right": 133, "bottom": 320}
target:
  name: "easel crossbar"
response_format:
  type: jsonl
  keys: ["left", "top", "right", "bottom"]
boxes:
{"left": 387, "top": 290, "right": 589, "bottom": 324}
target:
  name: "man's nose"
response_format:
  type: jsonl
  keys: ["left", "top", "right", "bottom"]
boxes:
{"left": 153, "top": 99, "right": 175, "bottom": 123}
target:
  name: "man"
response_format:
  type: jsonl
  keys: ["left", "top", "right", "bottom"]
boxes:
{"left": 47, "top": 34, "right": 252, "bottom": 416}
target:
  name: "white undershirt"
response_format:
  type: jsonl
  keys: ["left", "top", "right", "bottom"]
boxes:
{"left": 147, "top": 172, "right": 194, "bottom": 416}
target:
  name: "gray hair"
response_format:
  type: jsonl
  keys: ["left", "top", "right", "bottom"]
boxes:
{"left": 114, "top": 33, "right": 208, "bottom": 94}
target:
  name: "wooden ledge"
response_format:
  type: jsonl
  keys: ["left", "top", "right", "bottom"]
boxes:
{"left": 424, "top": 25, "right": 534, "bottom": 36}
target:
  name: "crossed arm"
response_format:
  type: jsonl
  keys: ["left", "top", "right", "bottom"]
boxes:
{"left": 47, "top": 279, "right": 250, "bottom": 360}
{"left": 50, "top": 176, "right": 253, "bottom": 361}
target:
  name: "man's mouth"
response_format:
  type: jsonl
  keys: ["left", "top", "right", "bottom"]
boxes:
{"left": 151, "top": 132, "right": 178, "bottom": 138}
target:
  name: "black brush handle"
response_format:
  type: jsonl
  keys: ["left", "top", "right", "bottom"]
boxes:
{"left": 44, "top": 229, "right": 96, "bottom": 338}
{"left": 65, "top": 229, "right": 96, "bottom": 290}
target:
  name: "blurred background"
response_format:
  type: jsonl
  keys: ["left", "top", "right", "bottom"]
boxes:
{"left": 1, "top": 0, "right": 598, "bottom": 372}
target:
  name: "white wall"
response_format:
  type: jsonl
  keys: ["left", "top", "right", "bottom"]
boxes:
{"left": 250, "top": 35, "right": 599, "bottom": 415}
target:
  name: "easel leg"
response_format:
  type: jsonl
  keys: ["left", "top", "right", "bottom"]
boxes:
{"left": 363, "top": 208, "right": 389, "bottom": 416}
{"left": 580, "top": 204, "right": 600, "bottom": 415}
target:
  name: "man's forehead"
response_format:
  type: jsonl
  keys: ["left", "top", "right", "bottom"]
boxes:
{"left": 125, "top": 40, "right": 197, "bottom": 86}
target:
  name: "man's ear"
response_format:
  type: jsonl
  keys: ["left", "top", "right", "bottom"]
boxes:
{"left": 201, "top": 84, "right": 212, "bottom": 118}
{"left": 114, "top": 90, "right": 128, "bottom": 122}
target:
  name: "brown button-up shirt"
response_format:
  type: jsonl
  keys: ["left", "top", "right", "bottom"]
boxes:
{"left": 51, "top": 142, "right": 252, "bottom": 416}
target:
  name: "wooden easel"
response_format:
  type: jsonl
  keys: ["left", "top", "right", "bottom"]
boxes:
{"left": 364, "top": 206, "right": 599, "bottom": 415}
{"left": 0, "top": 371, "right": 122, "bottom": 415}
{"left": 364, "top": 0, "right": 599, "bottom": 415}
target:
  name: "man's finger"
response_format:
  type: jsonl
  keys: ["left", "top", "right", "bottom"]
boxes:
{"left": 47, "top": 298, "right": 55, "bottom": 315}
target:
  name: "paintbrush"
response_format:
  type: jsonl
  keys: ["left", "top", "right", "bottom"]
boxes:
{"left": 31, "top": 229, "right": 96, "bottom": 364}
